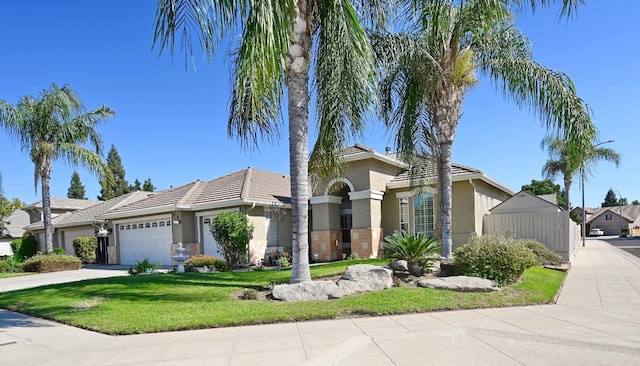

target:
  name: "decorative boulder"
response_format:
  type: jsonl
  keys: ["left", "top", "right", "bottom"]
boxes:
{"left": 417, "top": 276, "right": 500, "bottom": 292}
{"left": 272, "top": 280, "right": 344, "bottom": 302}
{"left": 389, "top": 260, "right": 409, "bottom": 273}
{"left": 337, "top": 264, "right": 394, "bottom": 296}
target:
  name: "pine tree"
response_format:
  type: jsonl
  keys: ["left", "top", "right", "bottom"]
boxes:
{"left": 602, "top": 189, "right": 618, "bottom": 207}
{"left": 142, "top": 178, "right": 156, "bottom": 192}
{"left": 98, "top": 145, "right": 130, "bottom": 200}
{"left": 130, "top": 179, "right": 142, "bottom": 191}
{"left": 67, "top": 171, "right": 87, "bottom": 199}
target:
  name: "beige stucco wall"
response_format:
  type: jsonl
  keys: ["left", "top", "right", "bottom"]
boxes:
{"left": 451, "top": 180, "right": 475, "bottom": 248}
{"left": 312, "top": 201, "right": 341, "bottom": 231}
{"left": 590, "top": 212, "right": 627, "bottom": 236}
{"left": 59, "top": 226, "right": 95, "bottom": 255}
{"left": 380, "top": 188, "right": 404, "bottom": 236}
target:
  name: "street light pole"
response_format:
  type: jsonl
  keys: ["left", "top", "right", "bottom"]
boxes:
{"left": 581, "top": 139, "right": 614, "bottom": 247}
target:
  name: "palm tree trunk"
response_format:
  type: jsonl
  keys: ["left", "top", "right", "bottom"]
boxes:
{"left": 439, "top": 141, "right": 453, "bottom": 258}
{"left": 563, "top": 176, "right": 572, "bottom": 210}
{"left": 287, "top": 1, "right": 312, "bottom": 284}
{"left": 41, "top": 163, "right": 54, "bottom": 254}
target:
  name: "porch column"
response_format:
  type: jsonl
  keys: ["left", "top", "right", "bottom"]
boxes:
{"left": 348, "top": 190, "right": 384, "bottom": 259}
{"left": 310, "top": 195, "right": 343, "bottom": 261}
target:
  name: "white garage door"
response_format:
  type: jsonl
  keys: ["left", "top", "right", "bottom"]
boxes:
{"left": 118, "top": 217, "right": 173, "bottom": 266}
{"left": 202, "top": 217, "right": 223, "bottom": 258}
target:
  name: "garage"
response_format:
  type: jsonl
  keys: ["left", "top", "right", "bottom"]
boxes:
{"left": 118, "top": 216, "right": 173, "bottom": 266}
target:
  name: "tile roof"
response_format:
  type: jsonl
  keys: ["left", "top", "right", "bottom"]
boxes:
{"left": 340, "top": 144, "right": 374, "bottom": 156}
{"left": 22, "top": 197, "right": 100, "bottom": 211}
{"left": 587, "top": 205, "right": 640, "bottom": 223}
{"left": 24, "top": 191, "right": 153, "bottom": 230}
{"left": 1, "top": 209, "right": 30, "bottom": 238}
{"left": 98, "top": 168, "right": 291, "bottom": 218}
{"left": 388, "top": 159, "right": 482, "bottom": 186}
{"left": 537, "top": 194, "right": 558, "bottom": 205}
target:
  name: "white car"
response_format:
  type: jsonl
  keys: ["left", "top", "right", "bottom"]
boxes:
{"left": 589, "top": 228, "right": 604, "bottom": 237}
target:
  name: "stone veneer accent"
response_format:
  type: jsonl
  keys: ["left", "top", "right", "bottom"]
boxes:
{"left": 350, "top": 228, "right": 383, "bottom": 259}
{"left": 170, "top": 242, "right": 201, "bottom": 266}
{"left": 311, "top": 230, "right": 343, "bottom": 262}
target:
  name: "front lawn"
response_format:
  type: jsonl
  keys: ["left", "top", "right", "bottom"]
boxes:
{"left": 0, "top": 260, "right": 565, "bottom": 335}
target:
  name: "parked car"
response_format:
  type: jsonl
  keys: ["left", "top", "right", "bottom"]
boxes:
{"left": 589, "top": 228, "right": 604, "bottom": 237}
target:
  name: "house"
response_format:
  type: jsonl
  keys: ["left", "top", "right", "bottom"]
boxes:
{"left": 22, "top": 146, "right": 515, "bottom": 266}
{"left": 2, "top": 198, "right": 99, "bottom": 256}
{"left": 24, "top": 191, "right": 153, "bottom": 257}
{"left": 0, "top": 209, "right": 30, "bottom": 255}
{"left": 309, "top": 144, "right": 514, "bottom": 261}
{"left": 584, "top": 205, "right": 640, "bottom": 236}
{"left": 484, "top": 190, "right": 580, "bottom": 260}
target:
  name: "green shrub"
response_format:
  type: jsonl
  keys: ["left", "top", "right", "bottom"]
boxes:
{"left": 129, "top": 258, "right": 159, "bottom": 275}
{"left": 0, "top": 256, "right": 22, "bottom": 273}
{"left": 209, "top": 211, "right": 254, "bottom": 269}
{"left": 240, "top": 288, "right": 258, "bottom": 300}
{"left": 383, "top": 230, "right": 441, "bottom": 276}
{"left": 519, "top": 239, "right": 563, "bottom": 265}
{"left": 73, "top": 237, "right": 97, "bottom": 264}
{"left": 453, "top": 234, "right": 537, "bottom": 286}
{"left": 276, "top": 256, "right": 291, "bottom": 267}
{"left": 184, "top": 254, "right": 227, "bottom": 271}
{"left": 53, "top": 248, "right": 67, "bottom": 255}
{"left": 10, "top": 235, "right": 38, "bottom": 261}
{"left": 21, "top": 254, "right": 82, "bottom": 273}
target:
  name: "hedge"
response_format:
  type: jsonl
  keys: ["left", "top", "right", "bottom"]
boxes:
{"left": 21, "top": 254, "right": 82, "bottom": 273}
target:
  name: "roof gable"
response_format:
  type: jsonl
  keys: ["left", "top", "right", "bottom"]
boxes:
{"left": 490, "top": 190, "right": 561, "bottom": 214}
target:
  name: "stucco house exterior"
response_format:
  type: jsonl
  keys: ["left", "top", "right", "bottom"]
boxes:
{"left": 22, "top": 146, "right": 516, "bottom": 266}
{"left": 585, "top": 205, "right": 640, "bottom": 236}
{"left": 0, "top": 209, "right": 30, "bottom": 255}
{"left": 309, "top": 145, "right": 514, "bottom": 261}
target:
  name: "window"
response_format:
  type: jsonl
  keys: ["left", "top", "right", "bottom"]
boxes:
{"left": 399, "top": 198, "right": 409, "bottom": 232}
{"left": 413, "top": 193, "right": 435, "bottom": 237}
{"left": 340, "top": 212, "right": 352, "bottom": 243}
{"left": 203, "top": 218, "right": 211, "bottom": 224}
{"left": 166, "top": 221, "right": 171, "bottom": 226}
{"left": 152, "top": 222, "right": 158, "bottom": 228}
{"left": 605, "top": 213, "right": 613, "bottom": 221}
{"left": 478, "top": 193, "right": 483, "bottom": 208}
{"left": 145, "top": 223, "right": 151, "bottom": 228}
{"left": 127, "top": 224, "right": 132, "bottom": 230}
{"left": 120, "top": 225, "right": 125, "bottom": 230}
{"left": 159, "top": 221, "right": 165, "bottom": 227}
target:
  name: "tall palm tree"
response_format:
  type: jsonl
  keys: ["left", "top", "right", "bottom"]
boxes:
{"left": 372, "top": 0, "right": 593, "bottom": 258}
{"left": 0, "top": 83, "right": 114, "bottom": 253}
{"left": 542, "top": 136, "right": 620, "bottom": 210}
{"left": 153, "top": 0, "right": 378, "bottom": 282}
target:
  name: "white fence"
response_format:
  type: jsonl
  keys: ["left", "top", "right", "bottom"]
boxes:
{"left": 483, "top": 211, "right": 581, "bottom": 261}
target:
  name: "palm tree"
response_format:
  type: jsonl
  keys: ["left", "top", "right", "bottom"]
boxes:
{"left": 372, "top": 0, "right": 592, "bottom": 258}
{"left": 0, "top": 83, "right": 114, "bottom": 253}
{"left": 541, "top": 136, "right": 620, "bottom": 210}
{"left": 153, "top": 0, "right": 378, "bottom": 282}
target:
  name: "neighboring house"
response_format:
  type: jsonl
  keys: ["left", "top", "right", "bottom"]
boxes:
{"left": 22, "top": 197, "right": 99, "bottom": 225}
{"left": 24, "top": 191, "right": 153, "bottom": 257}
{"left": 309, "top": 144, "right": 514, "bottom": 261}
{"left": 0, "top": 209, "right": 30, "bottom": 256}
{"left": 484, "top": 190, "right": 579, "bottom": 260}
{"left": 585, "top": 205, "right": 640, "bottom": 236}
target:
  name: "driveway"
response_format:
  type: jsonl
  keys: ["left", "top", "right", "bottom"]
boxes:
{"left": 0, "top": 266, "right": 129, "bottom": 292}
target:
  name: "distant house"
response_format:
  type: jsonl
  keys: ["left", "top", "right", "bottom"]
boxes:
{"left": 584, "top": 205, "right": 640, "bottom": 236}
{"left": 0, "top": 209, "right": 30, "bottom": 255}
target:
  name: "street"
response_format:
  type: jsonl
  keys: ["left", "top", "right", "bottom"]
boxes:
{"left": 599, "top": 236, "right": 640, "bottom": 259}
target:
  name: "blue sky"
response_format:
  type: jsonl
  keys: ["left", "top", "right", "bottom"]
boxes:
{"left": 0, "top": 1, "right": 636, "bottom": 209}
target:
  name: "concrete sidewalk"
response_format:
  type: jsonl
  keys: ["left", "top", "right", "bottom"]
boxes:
{"left": 1, "top": 239, "right": 639, "bottom": 365}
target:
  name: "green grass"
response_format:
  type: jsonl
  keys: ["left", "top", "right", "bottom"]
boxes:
{"left": 0, "top": 261, "right": 565, "bottom": 335}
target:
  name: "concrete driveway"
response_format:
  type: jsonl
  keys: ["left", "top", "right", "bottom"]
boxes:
{"left": 1, "top": 240, "right": 639, "bottom": 365}
{"left": 0, "top": 265, "right": 128, "bottom": 292}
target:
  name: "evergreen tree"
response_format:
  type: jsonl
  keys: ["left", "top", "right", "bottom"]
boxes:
{"left": 142, "top": 178, "right": 156, "bottom": 192}
{"left": 98, "top": 145, "right": 130, "bottom": 200}
{"left": 632, "top": 200, "right": 640, "bottom": 206}
{"left": 130, "top": 179, "right": 142, "bottom": 191}
{"left": 602, "top": 189, "right": 618, "bottom": 207}
{"left": 67, "top": 171, "right": 87, "bottom": 199}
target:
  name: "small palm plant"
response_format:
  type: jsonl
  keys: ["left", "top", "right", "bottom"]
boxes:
{"left": 383, "top": 231, "right": 441, "bottom": 276}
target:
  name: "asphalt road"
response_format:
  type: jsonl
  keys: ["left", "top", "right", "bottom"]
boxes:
{"left": 599, "top": 236, "right": 640, "bottom": 259}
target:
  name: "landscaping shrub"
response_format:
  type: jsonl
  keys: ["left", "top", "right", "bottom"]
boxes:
{"left": 53, "top": 248, "right": 67, "bottom": 255}
{"left": 73, "top": 236, "right": 97, "bottom": 264}
{"left": 519, "top": 239, "right": 563, "bottom": 265}
{"left": 383, "top": 230, "right": 441, "bottom": 276}
{"left": 10, "top": 235, "right": 38, "bottom": 261}
{"left": 240, "top": 288, "right": 258, "bottom": 300}
{"left": 129, "top": 258, "right": 159, "bottom": 275}
{"left": 209, "top": 211, "right": 254, "bottom": 269}
{"left": 453, "top": 233, "right": 537, "bottom": 286}
{"left": 0, "top": 256, "right": 22, "bottom": 273}
{"left": 21, "top": 253, "right": 82, "bottom": 273}
{"left": 184, "top": 254, "right": 227, "bottom": 271}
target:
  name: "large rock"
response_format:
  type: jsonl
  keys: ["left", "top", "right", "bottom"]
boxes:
{"left": 337, "top": 264, "right": 394, "bottom": 296}
{"left": 417, "top": 276, "right": 500, "bottom": 292}
{"left": 272, "top": 280, "right": 344, "bottom": 302}
{"left": 389, "top": 260, "right": 409, "bottom": 272}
